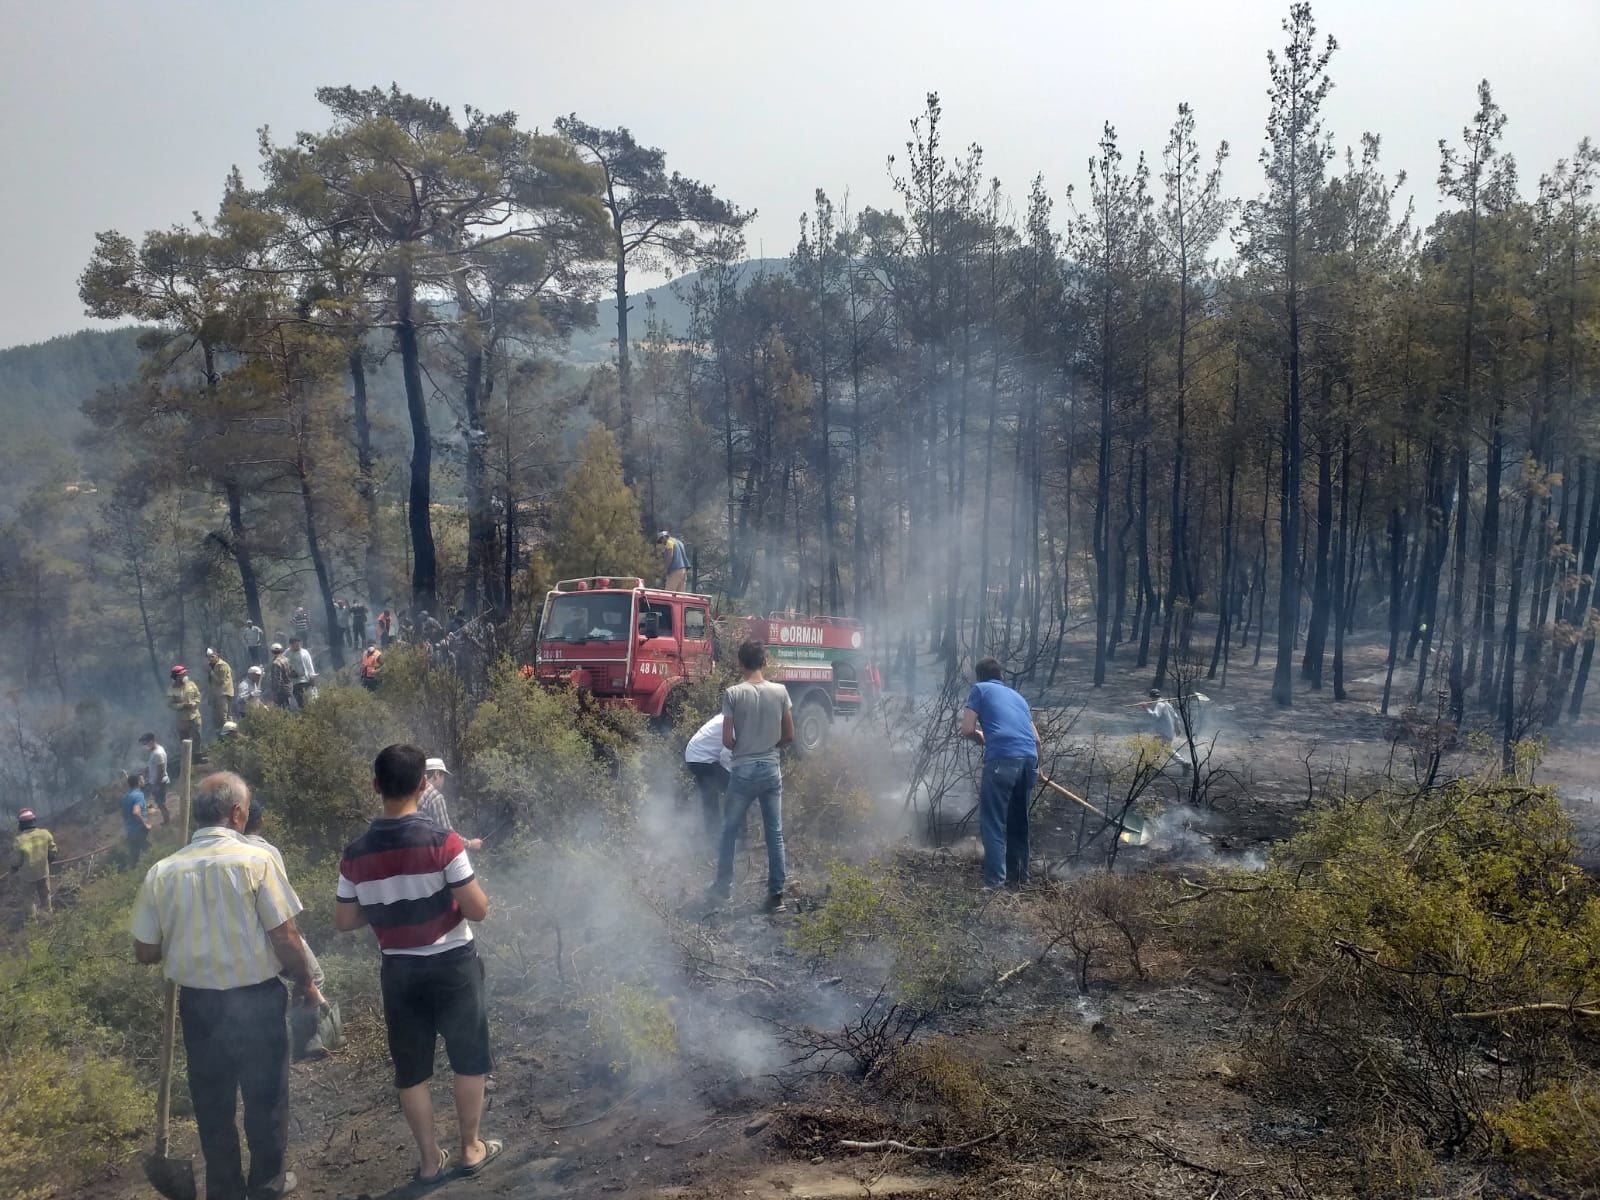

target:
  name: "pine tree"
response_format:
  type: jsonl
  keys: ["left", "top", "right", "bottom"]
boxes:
{"left": 550, "top": 426, "right": 655, "bottom": 581}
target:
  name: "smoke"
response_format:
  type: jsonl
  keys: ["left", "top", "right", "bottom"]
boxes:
{"left": 1143, "top": 804, "right": 1267, "bottom": 872}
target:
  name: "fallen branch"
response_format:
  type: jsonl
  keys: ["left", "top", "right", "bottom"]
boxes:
{"left": 535, "top": 1085, "right": 644, "bottom": 1130}
{"left": 1166, "top": 876, "right": 1273, "bottom": 908}
{"left": 838, "top": 1127, "right": 1003, "bottom": 1155}
{"left": 1096, "top": 1123, "right": 1235, "bottom": 1177}
{"left": 1453, "top": 1001, "right": 1600, "bottom": 1021}
{"left": 651, "top": 1114, "right": 740, "bottom": 1147}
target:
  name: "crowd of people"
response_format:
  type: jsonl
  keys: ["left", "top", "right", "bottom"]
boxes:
{"left": 7, "top": 574, "right": 1180, "bottom": 1199}
{"left": 123, "top": 745, "right": 490, "bottom": 1195}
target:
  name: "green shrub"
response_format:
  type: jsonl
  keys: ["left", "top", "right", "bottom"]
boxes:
{"left": 1486, "top": 1077, "right": 1600, "bottom": 1186}
{"left": 1187, "top": 776, "right": 1600, "bottom": 1150}
{"left": 0, "top": 1042, "right": 146, "bottom": 1198}
{"left": 793, "top": 860, "right": 980, "bottom": 1010}
{"left": 583, "top": 982, "right": 679, "bottom": 1078}
{"left": 792, "top": 861, "right": 892, "bottom": 962}
{"left": 220, "top": 685, "right": 415, "bottom": 854}
{"left": 782, "top": 745, "right": 884, "bottom": 849}
{"left": 0, "top": 864, "right": 164, "bottom": 1197}
{"left": 462, "top": 663, "right": 630, "bottom": 837}
{"left": 883, "top": 1036, "right": 995, "bottom": 1120}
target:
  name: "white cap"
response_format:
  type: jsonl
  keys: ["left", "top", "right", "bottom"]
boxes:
{"left": 222, "top": 720, "right": 239, "bottom": 732}
{"left": 425, "top": 757, "right": 449, "bottom": 775}
{"left": 206, "top": 647, "right": 217, "bottom": 656}
{"left": 248, "top": 665, "right": 263, "bottom": 676}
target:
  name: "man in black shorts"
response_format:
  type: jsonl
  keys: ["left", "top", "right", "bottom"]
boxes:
{"left": 335, "top": 744, "right": 502, "bottom": 1186}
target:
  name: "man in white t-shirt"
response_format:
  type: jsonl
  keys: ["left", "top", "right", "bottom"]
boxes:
{"left": 684, "top": 713, "right": 733, "bottom": 843}
{"left": 288, "top": 636, "right": 317, "bottom": 709}
{"left": 138, "top": 732, "right": 171, "bottom": 825}
{"left": 242, "top": 619, "right": 265, "bottom": 667}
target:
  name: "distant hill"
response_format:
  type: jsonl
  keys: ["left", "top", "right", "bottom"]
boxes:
{"left": 568, "top": 258, "right": 788, "bottom": 361}
{"left": 0, "top": 326, "right": 146, "bottom": 437}
{"left": 0, "top": 259, "right": 790, "bottom": 436}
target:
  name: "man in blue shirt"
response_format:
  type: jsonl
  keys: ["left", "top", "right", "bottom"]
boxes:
{"left": 961, "top": 657, "right": 1041, "bottom": 888}
{"left": 120, "top": 771, "right": 152, "bottom": 870}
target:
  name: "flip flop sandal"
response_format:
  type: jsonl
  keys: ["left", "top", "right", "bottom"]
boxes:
{"left": 411, "top": 1147, "right": 451, "bottom": 1188}
{"left": 459, "top": 1138, "right": 504, "bottom": 1178}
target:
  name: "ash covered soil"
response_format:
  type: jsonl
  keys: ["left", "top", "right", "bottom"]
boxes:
{"left": 85, "top": 630, "right": 1599, "bottom": 1199}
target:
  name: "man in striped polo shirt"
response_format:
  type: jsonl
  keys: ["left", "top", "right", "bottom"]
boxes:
{"left": 335, "top": 744, "right": 500, "bottom": 1187}
{"left": 132, "top": 772, "right": 319, "bottom": 1200}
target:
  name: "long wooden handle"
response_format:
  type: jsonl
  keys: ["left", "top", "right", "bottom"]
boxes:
{"left": 153, "top": 739, "right": 195, "bottom": 1153}
{"left": 153, "top": 980, "right": 178, "bottom": 1153}
{"left": 1038, "top": 773, "right": 1099, "bottom": 816}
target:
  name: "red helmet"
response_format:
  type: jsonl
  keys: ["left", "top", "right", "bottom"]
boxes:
{"left": 171, "top": 664, "right": 187, "bottom": 677}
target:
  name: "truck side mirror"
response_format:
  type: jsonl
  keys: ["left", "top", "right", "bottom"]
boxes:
{"left": 640, "top": 612, "right": 661, "bottom": 639}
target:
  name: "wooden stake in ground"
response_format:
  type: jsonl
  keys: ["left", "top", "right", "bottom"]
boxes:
{"left": 145, "top": 738, "right": 196, "bottom": 1200}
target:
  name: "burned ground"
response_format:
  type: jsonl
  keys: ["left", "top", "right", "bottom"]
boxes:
{"left": 20, "top": 628, "right": 1600, "bottom": 1200}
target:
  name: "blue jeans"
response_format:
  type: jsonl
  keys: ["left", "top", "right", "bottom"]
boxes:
{"left": 979, "top": 756, "right": 1036, "bottom": 887}
{"left": 715, "top": 759, "right": 786, "bottom": 896}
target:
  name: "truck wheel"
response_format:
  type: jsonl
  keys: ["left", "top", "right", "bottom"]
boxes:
{"left": 794, "top": 695, "right": 832, "bottom": 756}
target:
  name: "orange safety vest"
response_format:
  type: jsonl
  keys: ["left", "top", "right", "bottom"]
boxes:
{"left": 361, "top": 649, "right": 382, "bottom": 679}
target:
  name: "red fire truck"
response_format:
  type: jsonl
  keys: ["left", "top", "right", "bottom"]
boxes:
{"left": 534, "top": 577, "right": 879, "bottom": 753}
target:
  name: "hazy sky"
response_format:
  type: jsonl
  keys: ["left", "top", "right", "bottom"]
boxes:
{"left": 3, "top": 0, "right": 1597, "bottom": 350}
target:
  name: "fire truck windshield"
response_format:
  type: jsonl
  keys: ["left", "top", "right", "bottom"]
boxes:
{"left": 545, "top": 593, "right": 632, "bottom": 643}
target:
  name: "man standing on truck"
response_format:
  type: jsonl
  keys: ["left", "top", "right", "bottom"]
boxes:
{"left": 709, "top": 641, "right": 794, "bottom": 912}
{"left": 656, "top": 531, "right": 689, "bottom": 592}
{"left": 961, "top": 657, "right": 1041, "bottom": 889}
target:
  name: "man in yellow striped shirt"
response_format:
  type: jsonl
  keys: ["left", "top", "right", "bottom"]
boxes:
{"left": 132, "top": 772, "right": 321, "bottom": 1200}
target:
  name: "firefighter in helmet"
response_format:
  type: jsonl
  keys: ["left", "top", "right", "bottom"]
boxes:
{"left": 168, "top": 664, "right": 203, "bottom": 747}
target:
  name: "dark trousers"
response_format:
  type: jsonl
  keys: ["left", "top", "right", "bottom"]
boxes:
{"left": 149, "top": 779, "right": 171, "bottom": 822}
{"left": 247, "top": 645, "right": 264, "bottom": 666}
{"left": 121, "top": 826, "right": 149, "bottom": 871}
{"left": 687, "top": 761, "right": 729, "bottom": 843}
{"left": 979, "top": 756, "right": 1036, "bottom": 887}
{"left": 179, "top": 978, "right": 290, "bottom": 1200}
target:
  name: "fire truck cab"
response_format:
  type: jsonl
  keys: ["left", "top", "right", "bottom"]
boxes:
{"left": 534, "top": 579, "right": 877, "bottom": 754}
{"left": 535, "top": 577, "right": 713, "bottom": 719}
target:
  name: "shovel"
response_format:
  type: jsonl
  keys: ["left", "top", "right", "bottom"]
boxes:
{"left": 145, "top": 738, "right": 196, "bottom": 1200}
{"left": 145, "top": 977, "right": 195, "bottom": 1200}
{"left": 1039, "top": 773, "right": 1152, "bottom": 847}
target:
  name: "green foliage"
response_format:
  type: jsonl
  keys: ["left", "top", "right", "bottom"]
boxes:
{"left": 793, "top": 860, "right": 978, "bottom": 1010}
{"left": 0, "top": 863, "right": 162, "bottom": 1196}
{"left": 1189, "top": 776, "right": 1600, "bottom": 1148}
{"left": 791, "top": 861, "right": 892, "bottom": 962}
{"left": 662, "top": 664, "right": 738, "bottom": 743}
{"left": 548, "top": 426, "right": 654, "bottom": 581}
{"left": 883, "top": 1036, "right": 995, "bottom": 1121}
{"left": 218, "top": 684, "right": 415, "bottom": 853}
{"left": 583, "top": 982, "right": 679, "bottom": 1078}
{"left": 0, "top": 1042, "right": 147, "bottom": 1199}
{"left": 781, "top": 744, "right": 884, "bottom": 848}
{"left": 1486, "top": 1078, "right": 1600, "bottom": 1185}
{"left": 462, "top": 661, "right": 634, "bottom": 837}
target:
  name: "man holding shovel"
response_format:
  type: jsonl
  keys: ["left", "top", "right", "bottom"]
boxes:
{"left": 961, "top": 657, "right": 1041, "bottom": 889}
{"left": 132, "top": 771, "right": 320, "bottom": 1200}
